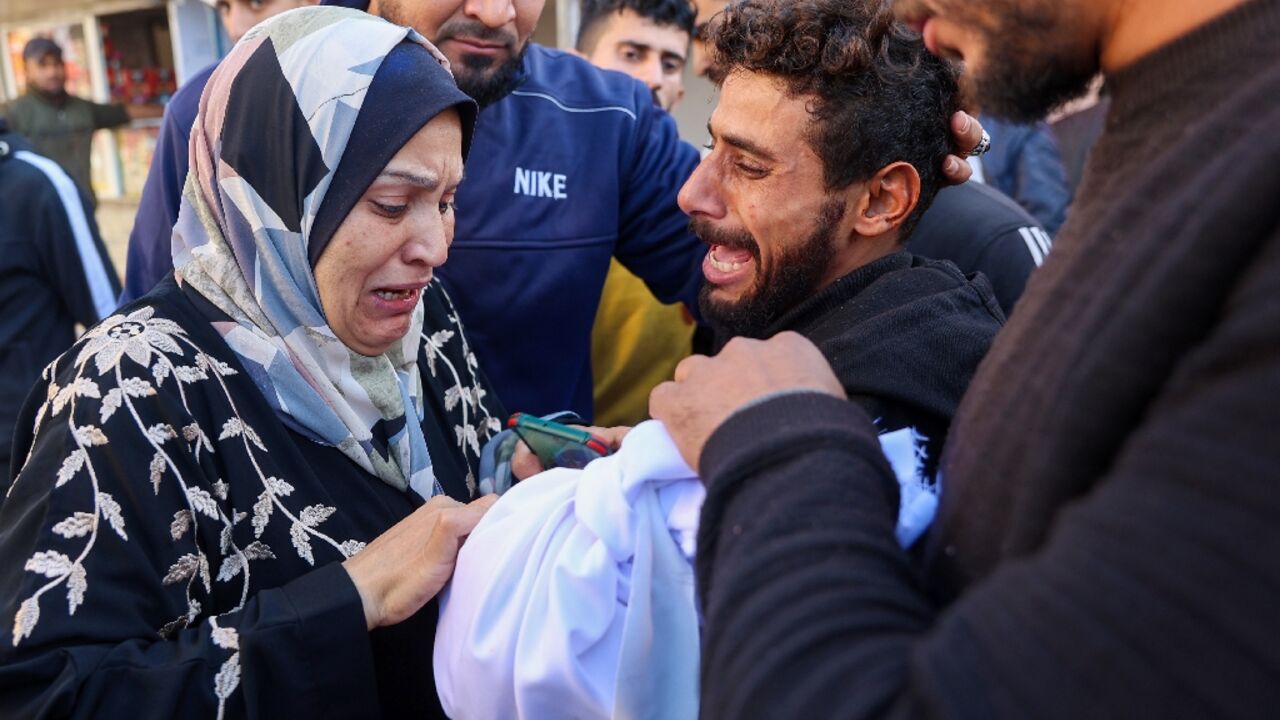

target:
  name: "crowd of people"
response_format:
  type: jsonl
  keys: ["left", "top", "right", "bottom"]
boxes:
{"left": 0, "top": 0, "right": 1275, "bottom": 717}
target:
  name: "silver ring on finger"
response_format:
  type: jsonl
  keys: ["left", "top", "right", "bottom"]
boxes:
{"left": 968, "top": 129, "right": 992, "bottom": 157}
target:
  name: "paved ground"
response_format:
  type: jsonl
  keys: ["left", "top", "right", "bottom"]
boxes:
{"left": 95, "top": 198, "right": 139, "bottom": 284}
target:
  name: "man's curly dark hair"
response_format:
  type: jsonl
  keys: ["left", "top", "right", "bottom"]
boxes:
{"left": 707, "top": 0, "right": 959, "bottom": 238}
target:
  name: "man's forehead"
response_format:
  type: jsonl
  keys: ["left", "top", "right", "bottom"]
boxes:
{"left": 603, "top": 10, "right": 691, "bottom": 52}
{"left": 891, "top": 0, "right": 933, "bottom": 19}
{"left": 694, "top": 0, "right": 727, "bottom": 24}
{"left": 716, "top": 73, "right": 806, "bottom": 132}
{"left": 712, "top": 72, "right": 819, "bottom": 164}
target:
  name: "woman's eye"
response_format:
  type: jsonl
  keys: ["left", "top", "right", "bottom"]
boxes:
{"left": 371, "top": 200, "right": 408, "bottom": 217}
{"left": 439, "top": 200, "right": 456, "bottom": 215}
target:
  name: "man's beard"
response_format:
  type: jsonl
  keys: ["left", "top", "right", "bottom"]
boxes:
{"left": 376, "top": 4, "right": 528, "bottom": 108}
{"left": 694, "top": 199, "right": 845, "bottom": 340}
{"left": 937, "top": 0, "right": 1098, "bottom": 122}
{"left": 30, "top": 83, "right": 68, "bottom": 102}
{"left": 451, "top": 43, "right": 527, "bottom": 109}
{"left": 433, "top": 18, "right": 527, "bottom": 108}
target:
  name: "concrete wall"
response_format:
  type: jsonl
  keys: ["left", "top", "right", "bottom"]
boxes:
{"left": 672, "top": 68, "right": 717, "bottom": 146}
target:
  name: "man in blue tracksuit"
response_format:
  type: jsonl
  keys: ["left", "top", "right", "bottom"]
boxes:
{"left": 436, "top": 45, "right": 704, "bottom": 419}
{"left": 976, "top": 114, "right": 1071, "bottom": 236}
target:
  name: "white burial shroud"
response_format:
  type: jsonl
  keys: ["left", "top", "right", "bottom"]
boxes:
{"left": 434, "top": 420, "right": 704, "bottom": 720}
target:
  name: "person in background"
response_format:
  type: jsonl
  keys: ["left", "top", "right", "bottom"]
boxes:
{"left": 908, "top": 179, "right": 1047, "bottom": 314}
{"left": 0, "top": 118, "right": 119, "bottom": 486}
{"left": 120, "top": 0, "right": 319, "bottom": 302}
{"left": 1051, "top": 78, "right": 1110, "bottom": 198}
{"left": 574, "top": 0, "right": 698, "bottom": 426}
{"left": 651, "top": 0, "right": 1280, "bottom": 714}
{"left": 689, "top": 0, "right": 721, "bottom": 79}
{"left": 576, "top": 0, "right": 692, "bottom": 110}
{"left": 3, "top": 38, "right": 161, "bottom": 206}
{"left": 976, "top": 113, "right": 1071, "bottom": 236}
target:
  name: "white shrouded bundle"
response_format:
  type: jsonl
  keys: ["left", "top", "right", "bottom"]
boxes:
{"left": 434, "top": 421, "right": 704, "bottom": 720}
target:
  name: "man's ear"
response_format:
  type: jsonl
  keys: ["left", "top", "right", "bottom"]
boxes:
{"left": 849, "top": 161, "right": 920, "bottom": 239}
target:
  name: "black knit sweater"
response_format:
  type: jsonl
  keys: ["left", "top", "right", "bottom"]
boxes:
{"left": 695, "top": 1, "right": 1280, "bottom": 717}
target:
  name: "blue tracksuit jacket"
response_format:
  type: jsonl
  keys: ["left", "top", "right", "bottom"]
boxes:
{"left": 436, "top": 46, "right": 704, "bottom": 419}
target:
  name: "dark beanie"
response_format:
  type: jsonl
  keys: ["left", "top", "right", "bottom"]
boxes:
{"left": 23, "top": 37, "right": 63, "bottom": 62}
{"left": 308, "top": 41, "right": 477, "bottom": 265}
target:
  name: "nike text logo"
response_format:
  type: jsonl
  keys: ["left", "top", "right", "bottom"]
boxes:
{"left": 513, "top": 167, "right": 568, "bottom": 200}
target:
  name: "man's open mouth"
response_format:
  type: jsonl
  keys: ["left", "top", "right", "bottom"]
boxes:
{"left": 708, "top": 245, "right": 752, "bottom": 273}
{"left": 702, "top": 244, "right": 757, "bottom": 289}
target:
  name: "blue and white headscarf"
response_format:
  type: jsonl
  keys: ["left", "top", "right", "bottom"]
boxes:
{"left": 172, "top": 7, "right": 477, "bottom": 497}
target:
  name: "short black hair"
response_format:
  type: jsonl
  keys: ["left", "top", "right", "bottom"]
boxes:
{"left": 708, "top": 0, "right": 959, "bottom": 239}
{"left": 576, "top": 0, "right": 697, "bottom": 54}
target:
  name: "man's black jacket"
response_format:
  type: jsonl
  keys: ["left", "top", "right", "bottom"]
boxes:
{"left": 766, "top": 250, "right": 1005, "bottom": 479}
{"left": 0, "top": 120, "right": 120, "bottom": 479}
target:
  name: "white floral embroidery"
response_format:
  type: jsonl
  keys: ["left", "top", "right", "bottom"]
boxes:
{"left": 210, "top": 618, "right": 241, "bottom": 720}
{"left": 13, "top": 599, "right": 39, "bottom": 645}
{"left": 51, "top": 512, "right": 95, "bottom": 539}
{"left": 54, "top": 450, "right": 86, "bottom": 488}
{"left": 76, "top": 307, "right": 186, "bottom": 376}
{"left": 427, "top": 284, "right": 503, "bottom": 493}
{"left": 6, "top": 305, "right": 360, "bottom": 712}
{"left": 97, "top": 492, "right": 128, "bottom": 541}
{"left": 9, "top": 292, "right": 500, "bottom": 709}
{"left": 171, "top": 510, "right": 194, "bottom": 540}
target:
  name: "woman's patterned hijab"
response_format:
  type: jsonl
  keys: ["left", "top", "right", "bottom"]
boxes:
{"left": 172, "top": 7, "right": 469, "bottom": 498}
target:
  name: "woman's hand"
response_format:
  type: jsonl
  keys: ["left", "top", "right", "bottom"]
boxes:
{"left": 342, "top": 494, "right": 498, "bottom": 630}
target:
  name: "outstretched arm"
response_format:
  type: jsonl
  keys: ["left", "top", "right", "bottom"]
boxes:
{"left": 653, "top": 306, "right": 1280, "bottom": 718}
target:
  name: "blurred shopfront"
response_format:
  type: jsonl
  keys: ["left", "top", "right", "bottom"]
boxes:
{"left": 0, "top": 0, "right": 705, "bottom": 207}
{"left": 1, "top": 0, "right": 227, "bottom": 201}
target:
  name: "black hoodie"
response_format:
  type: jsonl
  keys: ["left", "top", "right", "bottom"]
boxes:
{"left": 0, "top": 120, "right": 120, "bottom": 479}
{"left": 764, "top": 250, "right": 1004, "bottom": 478}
